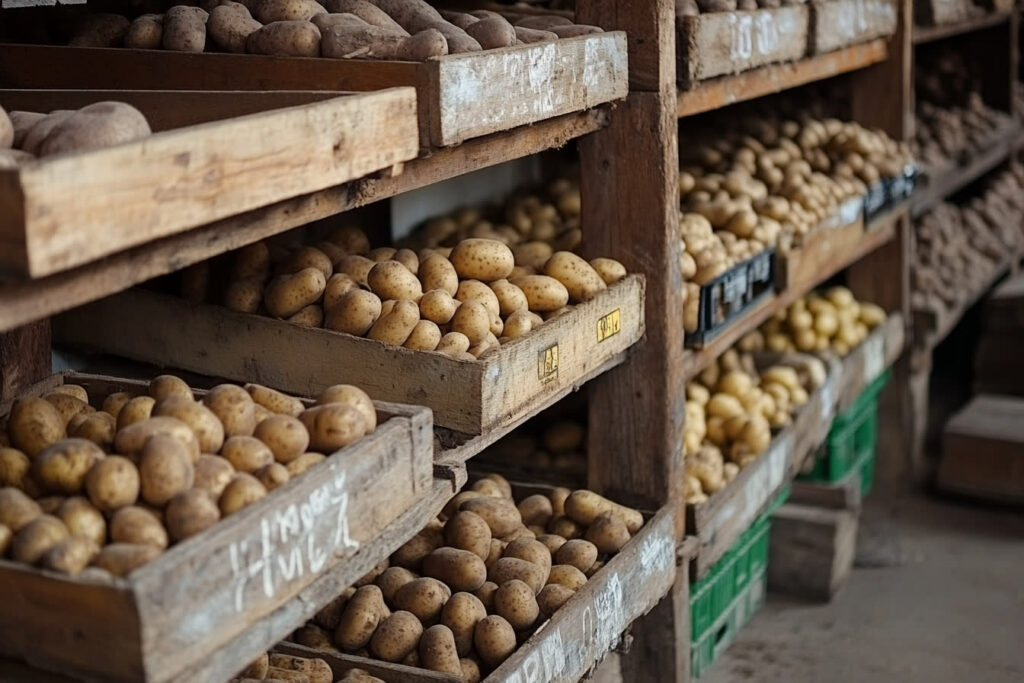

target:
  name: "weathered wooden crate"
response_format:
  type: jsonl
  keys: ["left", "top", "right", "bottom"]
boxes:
{"left": 272, "top": 503, "right": 678, "bottom": 683}
{"left": 0, "top": 88, "right": 418, "bottom": 280}
{"left": 0, "top": 34, "right": 628, "bottom": 149}
{"left": 54, "top": 276, "right": 645, "bottom": 437}
{"left": 767, "top": 501, "right": 858, "bottom": 601}
{"left": 938, "top": 394, "right": 1024, "bottom": 504}
{"left": 0, "top": 371, "right": 445, "bottom": 683}
{"left": 808, "top": 0, "right": 898, "bottom": 54}
{"left": 775, "top": 207, "right": 866, "bottom": 290}
{"left": 677, "top": 6, "right": 810, "bottom": 86}
{"left": 914, "top": 0, "right": 976, "bottom": 26}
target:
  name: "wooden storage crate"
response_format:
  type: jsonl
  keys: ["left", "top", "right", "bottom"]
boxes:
{"left": 0, "top": 34, "right": 628, "bottom": 148}
{"left": 938, "top": 394, "right": 1024, "bottom": 504}
{"left": 272, "top": 502, "right": 678, "bottom": 683}
{"left": 0, "top": 88, "right": 418, "bottom": 279}
{"left": 54, "top": 276, "right": 645, "bottom": 436}
{"left": 0, "top": 371, "right": 441, "bottom": 683}
{"left": 808, "top": 0, "right": 898, "bottom": 55}
{"left": 775, "top": 205, "right": 865, "bottom": 290}
{"left": 677, "top": 6, "right": 810, "bottom": 86}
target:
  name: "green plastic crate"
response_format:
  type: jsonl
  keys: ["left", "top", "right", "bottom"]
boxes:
{"left": 690, "top": 488, "right": 789, "bottom": 678}
{"left": 800, "top": 370, "right": 890, "bottom": 490}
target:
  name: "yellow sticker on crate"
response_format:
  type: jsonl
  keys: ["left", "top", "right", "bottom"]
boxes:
{"left": 597, "top": 309, "right": 621, "bottom": 342}
{"left": 538, "top": 344, "right": 559, "bottom": 383}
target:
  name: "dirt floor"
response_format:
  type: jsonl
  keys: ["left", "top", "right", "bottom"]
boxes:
{"left": 702, "top": 490, "right": 1024, "bottom": 683}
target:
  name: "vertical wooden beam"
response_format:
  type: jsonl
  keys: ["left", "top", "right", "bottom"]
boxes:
{"left": 850, "top": 0, "right": 913, "bottom": 140}
{"left": 577, "top": 0, "right": 676, "bottom": 94}
{"left": 619, "top": 560, "right": 691, "bottom": 683}
{"left": 0, "top": 320, "right": 51, "bottom": 406}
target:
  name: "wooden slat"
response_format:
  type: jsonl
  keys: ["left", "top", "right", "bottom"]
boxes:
{"left": 910, "top": 123, "right": 1021, "bottom": 218}
{"left": 937, "top": 394, "right": 1024, "bottom": 503}
{"left": 0, "top": 89, "right": 419, "bottom": 279}
{"left": 809, "top": 0, "right": 898, "bottom": 54}
{"left": 0, "top": 108, "right": 608, "bottom": 334}
{"left": 677, "top": 39, "right": 888, "bottom": 117}
{"left": 912, "top": 10, "right": 1012, "bottom": 43}
{"left": 0, "top": 321, "right": 50, "bottom": 405}
{"left": 681, "top": 206, "right": 904, "bottom": 381}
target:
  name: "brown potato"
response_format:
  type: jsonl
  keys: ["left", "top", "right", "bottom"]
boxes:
{"left": 116, "top": 396, "right": 156, "bottom": 430}
{"left": 286, "top": 452, "right": 325, "bottom": 477}
{"left": 0, "top": 524, "right": 10, "bottom": 557}
{"left": 101, "top": 392, "right": 134, "bottom": 419}
{"left": 315, "top": 587, "right": 356, "bottom": 631}
{"left": 114, "top": 417, "right": 201, "bottom": 463}
{"left": 42, "top": 536, "right": 99, "bottom": 575}
{"left": 193, "top": 454, "right": 236, "bottom": 498}
{"left": 153, "top": 396, "right": 225, "bottom": 454}
{"left": 547, "top": 564, "right": 587, "bottom": 591}
{"left": 392, "top": 577, "right": 450, "bottom": 622}
{"left": 241, "top": 653, "right": 270, "bottom": 680}
{"left": 554, "top": 539, "right": 598, "bottom": 573}
{"left": 516, "top": 494, "right": 553, "bottom": 528}
{"left": 207, "top": 1, "right": 260, "bottom": 52}
{"left": 12, "top": 514, "right": 69, "bottom": 564}
{"left": 253, "top": 0, "right": 326, "bottom": 22}
{"left": 494, "top": 579, "right": 539, "bottom": 630}
{"left": 488, "top": 557, "right": 547, "bottom": 595}
{"left": 376, "top": 566, "right": 417, "bottom": 603}
{"left": 0, "top": 447, "right": 31, "bottom": 490}
{"left": 323, "top": 273, "right": 360, "bottom": 311}
{"left": 219, "top": 473, "right": 267, "bottom": 516}
{"left": 450, "top": 300, "right": 489, "bottom": 346}
{"left": 267, "top": 654, "right": 333, "bottom": 683}
{"left": 435, "top": 332, "right": 472, "bottom": 357}
{"left": 419, "top": 624, "right": 462, "bottom": 675}
{"left": 419, "top": 255, "right": 459, "bottom": 296}
{"left": 221, "top": 436, "right": 275, "bottom": 473}
{"left": 391, "top": 521, "right": 443, "bottom": 570}
{"left": 316, "top": 385, "right": 376, "bottom": 434}
{"left": 547, "top": 516, "right": 582, "bottom": 539}
{"left": 245, "top": 384, "right": 305, "bottom": 417}
{"left": 8, "top": 397, "right": 65, "bottom": 457}
{"left": 444, "top": 510, "right": 491, "bottom": 560}
{"left": 0, "top": 487, "right": 41, "bottom": 531}
{"left": 368, "top": 261, "right": 424, "bottom": 302}
{"left": 43, "top": 392, "right": 92, "bottom": 426}
{"left": 423, "top": 547, "right": 487, "bottom": 592}
{"left": 550, "top": 487, "right": 571, "bottom": 517}
{"left": 247, "top": 20, "right": 322, "bottom": 57}
{"left": 57, "top": 496, "right": 106, "bottom": 546}
{"left": 92, "top": 542, "right": 161, "bottom": 577}
{"left": 48, "top": 384, "right": 88, "bottom": 403}
{"left": 537, "top": 583, "right": 575, "bottom": 616}
{"left": 300, "top": 404, "right": 366, "bottom": 452}
{"left": 68, "top": 411, "right": 116, "bottom": 450}
{"left": 370, "top": 611, "right": 423, "bottom": 662}
{"left": 111, "top": 506, "right": 168, "bottom": 549}
{"left": 473, "top": 615, "right": 516, "bottom": 668}
{"left": 139, "top": 435, "right": 195, "bottom": 507}
{"left": 441, "top": 591, "right": 486, "bottom": 656}
{"left": 335, "top": 584, "right": 389, "bottom": 650}
{"left": 32, "top": 439, "right": 105, "bottom": 495}
{"left": 459, "top": 497, "right": 521, "bottom": 537}
{"left": 405, "top": 320, "right": 442, "bottom": 351}
{"left": 254, "top": 415, "right": 310, "bottom": 464}
{"left": 254, "top": 462, "right": 290, "bottom": 491}
{"left": 265, "top": 268, "right": 327, "bottom": 318}
{"left": 544, "top": 251, "right": 607, "bottom": 303}
{"left": 163, "top": 5, "right": 208, "bottom": 52}
{"left": 502, "top": 538, "right": 551, "bottom": 574}
{"left": 149, "top": 375, "right": 194, "bottom": 403}
{"left": 325, "top": 289, "right": 383, "bottom": 336}
{"left": 450, "top": 239, "right": 514, "bottom": 282}
{"left": 590, "top": 257, "right": 628, "bottom": 285}
{"left": 564, "top": 490, "right": 643, "bottom": 533}
{"left": 288, "top": 302, "right": 324, "bottom": 326}
{"left": 584, "top": 510, "right": 631, "bottom": 553}
{"left": 513, "top": 275, "right": 570, "bottom": 312}
{"left": 165, "top": 488, "right": 220, "bottom": 541}
{"left": 536, "top": 533, "right": 567, "bottom": 555}
{"left": 204, "top": 384, "right": 257, "bottom": 437}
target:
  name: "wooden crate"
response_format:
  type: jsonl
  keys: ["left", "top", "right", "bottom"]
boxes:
{"left": 914, "top": 0, "right": 977, "bottom": 26}
{"left": 0, "top": 371, "right": 443, "bottom": 683}
{"left": 0, "top": 34, "right": 628, "bottom": 148}
{"left": 776, "top": 207, "right": 866, "bottom": 290}
{"left": 937, "top": 394, "right": 1024, "bottom": 504}
{"left": 54, "top": 276, "right": 645, "bottom": 436}
{"left": 767, "top": 501, "right": 858, "bottom": 601}
{"left": 808, "top": 0, "right": 898, "bottom": 54}
{"left": 0, "top": 89, "right": 418, "bottom": 280}
{"left": 677, "top": 6, "right": 810, "bottom": 86}
{"left": 272, "top": 505, "right": 678, "bottom": 683}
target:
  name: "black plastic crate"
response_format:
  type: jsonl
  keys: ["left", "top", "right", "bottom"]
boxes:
{"left": 686, "top": 248, "right": 777, "bottom": 347}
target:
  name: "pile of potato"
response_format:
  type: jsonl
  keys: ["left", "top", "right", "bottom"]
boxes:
{"left": 679, "top": 114, "right": 911, "bottom": 269}
{"left": 286, "top": 474, "right": 642, "bottom": 680}
{"left": 743, "top": 286, "right": 886, "bottom": 357}
{"left": 913, "top": 95, "right": 1014, "bottom": 172}
{"left": 0, "top": 101, "right": 150, "bottom": 168}
{"left": 478, "top": 417, "right": 587, "bottom": 479}
{"left": 65, "top": 0, "right": 602, "bottom": 60}
{"left": 912, "top": 164, "right": 1024, "bottom": 315}
{"left": 185, "top": 224, "right": 626, "bottom": 359}
{"left": 684, "top": 348, "right": 827, "bottom": 503}
{"left": 0, "top": 375, "right": 377, "bottom": 577}
{"left": 676, "top": 0, "right": 807, "bottom": 16}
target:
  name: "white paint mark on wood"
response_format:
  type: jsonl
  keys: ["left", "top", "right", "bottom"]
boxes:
{"left": 862, "top": 334, "right": 885, "bottom": 384}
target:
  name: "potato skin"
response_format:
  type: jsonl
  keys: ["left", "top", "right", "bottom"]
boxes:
{"left": 0, "top": 447, "right": 31, "bottom": 490}
{"left": 165, "top": 488, "right": 220, "bottom": 541}
{"left": 124, "top": 14, "right": 163, "bottom": 49}
{"left": 376, "top": 566, "right": 417, "bottom": 603}
{"left": 441, "top": 591, "right": 487, "bottom": 656}
{"left": 392, "top": 577, "right": 451, "bottom": 622}
{"left": 564, "top": 490, "right": 643, "bottom": 533}
{"left": 57, "top": 496, "right": 106, "bottom": 546}
{"left": 69, "top": 411, "right": 117, "bottom": 450}
{"left": 221, "top": 435, "right": 275, "bottom": 473}
{"left": 254, "top": 415, "right": 310, "bottom": 463}
{"left": 247, "top": 20, "right": 322, "bottom": 57}
{"left": 450, "top": 239, "right": 515, "bottom": 282}
{"left": 149, "top": 375, "right": 194, "bottom": 403}
{"left": 92, "top": 542, "right": 161, "bottom": 576}
{"left": 32, "top": 439, "right": 105, "bottom": 495}
{"left": 444, "top": 510, "right": 491, "bottom": 561}
{"left": 494, "top": 578, "right": 540, "bottom": 630}
{"left": 370, "top": 610, "right": 423, "bottom": 662}
{"left": 111, "top": 505, "right": 168, "bottom": 549}
{"left": 153, "top": 396, "right": 225, "bottom": 454}
{"left": 316, "top": 385, "right": 376, "bottom": 434}
{"left": 114, "top": 417, "right": 201, "bottom": 463}
{"left": 163, "top": 6, "right": 208, "bottom": 52}
{"left": 502, "top": 538, "right": 552, "bottom": 573}
{"left": 335, "top": 584, "right": 388, "bottom": 650}
{"left": 584, "top": 510, "right": 631, "bottom": 553}
{"left": 544, "top": 251, "right": 607, "bottom": 302}
{"left": 419, "top": 624, "right": 462, "bottom": 675}
{"left": 513, "top": 275, "right": 570, "bottom": 312}
{"left": 516, "top": 494, "right": 553, "bottom": 528}
{"left": 488, "top": 557, "right": 547, "bottom": 595}
{"left": 300, "top": 404, "right": 366, "bottom": 453}
{"left": 204, "top": 384, "right": 257, "bottom": 438}
{"left": 419, "top": 255, "right": 459, "bottom": 296}
{"left": 8, "top": 398, "right": 65, "bottom": 457}
{"left": 42, "top": 535, "right": 99, "bottom": 575}
{"left": 537, "top": 583, "right": 575, "bottom": 616}
{"left": 12, "top": 514, "right": 69, "bottom": 564}
{"left": 245, "top": 383, "right": 305, "bottom": 417}
{"left": 368, "top": 261, "right": 424, "bottom": 302}
{"left": 193, "top": 454, "right": 236, "bottom": 498}
{"left": 116, "top": 396, "right": 156, "bottom": 430}
{"left": 423, "top": 546, "right": 487, "bottom": 592}
{"left": 554, "top": 539, "right": 598, "bottom": 573}
{"left": 473, "top": 615, "right": 516, "bottom": 668}
{"left": 547, "top": 564, "right": 587, "bottom": 591}
{"left": 459, "top": 497, "right": 522, "bottom": 537}
{"left": 0, "top": 487, "right": 42, "bottom": 532}
{"left": 218, "top": 473, "right": 267, "bottom": 516}
{"left": 139, "top": 434, "right": 195, "bottom": 506}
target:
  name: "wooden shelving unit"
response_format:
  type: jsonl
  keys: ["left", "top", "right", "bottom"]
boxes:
{"left": 913, "top": 11, "right": 1013, "bottom": 44}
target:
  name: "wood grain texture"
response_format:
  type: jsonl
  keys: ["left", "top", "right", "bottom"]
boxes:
{"left": 0, "top": 371, "right": 442, "bottom": 683}
{"left": 809, "top": 0, "right": 898, "bottom": 54}
{"left": 577, "top": 0, "right": 677, "bottom": 93}
{"left": 0, "top": 321, "right": 50, "bottom": 406}
{"left": 677, "top": 39, "right": 888, "bottom": 117}
{"left": 912, "top": 9, "right": 1012, "bottom": 42}
{"left": 767, "top": 502, "right": 858, "bottom": 601}
{"left": 937, "top": 395, "right": 1024, "bottom": 503}
{"left": 850, "top": 0, "right": 912, "bottom": 140}
{"left": 0, "top": 109, "right": 607, "bottom": 334}
{"left": 677, "top": 6, "right": 810, "bottom": 85}
{"left": 0, "top": 89, "right": 418, "bottom": 279}
{"left": 54, "top": 277, "right": 644, "bottom": 435}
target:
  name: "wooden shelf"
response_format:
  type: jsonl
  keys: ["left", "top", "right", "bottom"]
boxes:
{"left": 913, "top": 12, "right": 1013, "bottom": 44}
{"left": 681, "top": 206, "right": 906, "bottom": 381}
{"left": 911, "top": 124, "right": 1021, "bottom": 218}
{"left": 677, "top": 40, "right": 889, "bottom": 118}
{"left": 688, "top": 313, "right": 905, "bottom": 578}
{"left": 0, "top": 108, "right": 607, "bottom": 334}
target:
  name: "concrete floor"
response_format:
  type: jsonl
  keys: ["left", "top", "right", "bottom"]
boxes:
{"left": 703, "top": 490, "right": 1024, "bottom": 683}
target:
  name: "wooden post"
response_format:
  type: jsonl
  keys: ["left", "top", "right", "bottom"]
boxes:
{"left": 0, "top": 321, "right": 51, "bottom": 406}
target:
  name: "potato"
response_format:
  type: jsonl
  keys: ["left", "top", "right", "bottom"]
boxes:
{"left": 319, "top": 274, "right": 357, "bottom": 313}
{"left": 584, "top": 511, "right": 631, "bottom": 554}
{"left": 502, "top": 538, "right": 551, "bottom": 574}
{"left": 417, "top": 255, "right": 459, "bottom": 296}
{"left": 369, "top": 611, "right": 423, "bottom": 662}
{"left": 547, "top": 564, "right": 587, "bottom": 591}
{"left": 300, "top": 404, "right": 365, "bottom": 452}
{"left": 68, "top": 412, "right": 116, "bottom": 450}
{"left": 335, "top": 254, "right": 374, "bottom": 284}
{"left": 488, "top": 557, "right": 547, "bottom": 594}
{"left": 443, "top": 510, "right": 491, "bottom": 560}
{"left": 516, "top": 494, "right": 553, "bottom": 528}
{"left": 513, "top": 275, "right": 570, "bottom": 312}
{"left": 564, "top": 490, "right": 643, "bottom": 533}
{"left": 246, "top": 384, "right": 305, "bottom": 417}
{"left": 589, "top": 258, "right": 627, "bottom": 285}
{"left": 220, "top": 436, "right": 275, "bottom": 473}
{"left": 165, "top": 489, "right": 220, "bottom": 541}
{"left": 423, "top": 547, "right": 487, "bottom": 592}
{"left": 163, "top": 6, "right": 208, "bottom": 52}
{"left": 473, "top": 615, "right": 516, "bottom": 667}
{"left": 43, "top": 392, "right": 91, "bottom": 426}
{"left": 335, "top": 584, "right": 389, "bottom": 650}
{"left": 446, "top": 300, "right": 487, "bottom": 346}
{"left": 242, "top": 653, "right": 270, "bottom": 680}
{"left": 536, "top": 533, "right": 566, "bottom": 555}
{"left": 543, "top": 252, "right": 607, "bottom": 303}
{"left": 100, "top": 392, "right": 133, "bottom": 419}
{"left": 254, "top": 462, "right": 290, "bottom": 491}
{"left": 193, "top": 454, "right": 235, "bottom": 498}
{"left": 326, "top": 0, "right": 409, "bottom": 33}
{"left": 314, "top": 587, "right": 356, "bottom": 631}
{"left": 12, "top": 514, "right": 69, "bottom": 564}
{"left": 42, "top": 535, "right": 99, "bottom": 575}
{"left": 69, "top": 13, "right": 130, "bottom": 47}
{"left": 153, "top": 397, "right": 224, "bottom": 454}
{"left": 286, "top": 452, "right": 325, "bottom": 477}
{"left": 376, "top": 566, "right": 416, "bottom": 603}
{"left": 392, "top": 577, "right": 450, "bottom": 622}
{"left": 450, "top": 239, "right": 514, "bottom": 282}
{"left": 265, "top": 268, "right": 327, "bottom": 318}
{"left": 0, "top": 487, "right": 42, "bottom": 531}
{"left": 224, "top": 278, "right": 262, "bottom": 313}
{"left": 281, "top": 246, "right": 334, "bottom": 279}
{"left": 0, "top": 523, "right": 9, "bottom": 556}
{"left": 111, "top": 505, "right": 168, "bottom": 549}
{"left": 134, "top": 434, "right": 194, "bottom": 507}
{"left": 484, "top": 538, "right": 504, "bottom": 571}
{"left": 56, "top": 496, "right": 106, "bottom": 546}
{"left": 419, "top": 290, "right": 459, "bottom": 326}
{"left": 392, "top": 523, "right": 443, "bottom": 571}
{"left": 254, "top": 0, "right": 326, "bottom": 22}
{"left": 368, "top": 261, "right": 424, "bottom": 302}
{"left": 204, "top": 384, "right": 257, "bottom": 438}
{"left": 247, "top": 20, "right": 322, "bottom": 57}
{"left": 219, "top": 473, "right": 267, "bottom": 515}
{"left": 316, "top": 385, "right": 376, "bottom": 434}
{"left": 479, "top": 473, "right": 511, "bottom": 498}
{"left": 149, "top": 375, "right": 194, "bottom": 403}
{"left": 267, "top": 654, "right": 333, "bottom": 683}
{"left": 554, "top": 539, "right": 598, "bottom": 573}
{"left": 125, "top": 14, "right": 164, "bottom": 49}
{"left": 32, "top": 439, "right": 105, "bottom": 495}
{"left": 537, "top": 583, "right": 575, "bottom": 616}
{"left": 254, "top": 415, "right": 310, "bottom": 464}
{"left": 92, "top": 542, "right": 161, "bottom": 576}
{"left": 459, "top": 497, "right": 521, "bottom": 537}
{"left": 441, "top": 591, "right": 487, "bottom": 656}
{"left": 0, "top": 447, "right": 30, "bottom": 491}
{"left": 465, "top": 15, "right": 515, "bottom": 48}
{"left": 326, "top": 289, "right": 383, "bottom": 336}
{"left": 547, "top": 516, "right": 582, "bottom": 539}
{"left": 8, "top": 398, "right": 65, "bottom": 457}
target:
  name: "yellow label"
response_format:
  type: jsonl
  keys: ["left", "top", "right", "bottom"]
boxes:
{"left": 597, "top": 309, "right": 622, "bottom": 342}
{"left": 538, "top": 344, "right": 559, "bottom": 383}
